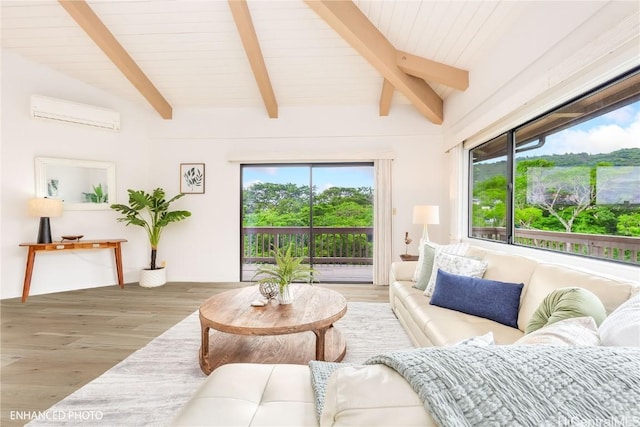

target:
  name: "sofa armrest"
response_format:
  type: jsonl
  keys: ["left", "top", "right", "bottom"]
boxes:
{"left": 390, "top": 261, "right": 418, "bottom": 282}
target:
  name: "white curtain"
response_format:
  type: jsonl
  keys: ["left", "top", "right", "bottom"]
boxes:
{"left": 447, "top": 143, "right": 464, "bottom": 243}
{"left": 373, "top": 159, "right": 393, "bottom": 286}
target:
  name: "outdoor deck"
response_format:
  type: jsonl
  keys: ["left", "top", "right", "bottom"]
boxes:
{"left": 242, "top": 263, "right": 373, "bottom": 283}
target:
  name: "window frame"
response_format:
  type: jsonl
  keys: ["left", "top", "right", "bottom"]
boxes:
{"left": 466, "top": 67, "right": 640, "bottom": 266}
{"left": 239, "top": 162, "right": 375, "bottom": 284}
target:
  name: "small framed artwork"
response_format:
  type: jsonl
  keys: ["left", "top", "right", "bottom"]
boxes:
{"left": 180, "top": 163, "right": 205, "bottom": 194}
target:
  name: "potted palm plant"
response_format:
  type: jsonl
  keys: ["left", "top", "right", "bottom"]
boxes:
{"left": 252, "top": 243, "right": 316, "bottom": 304}
{"left": 111, "top": 188, "right": 191, "bottom": 287}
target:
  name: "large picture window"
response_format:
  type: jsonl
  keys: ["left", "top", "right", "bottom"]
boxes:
{"left": 469, "top": 69, "right": 640, "bottom": 265}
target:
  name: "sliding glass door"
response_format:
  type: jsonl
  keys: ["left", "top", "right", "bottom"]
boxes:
{"left": 241, "top": 163, "right": 373, "bottom": 283}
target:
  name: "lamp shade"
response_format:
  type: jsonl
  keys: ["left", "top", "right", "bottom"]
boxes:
{"left": 28, "top": 198, "right": 63, "bottom": 217}
{"left": 412, "top": 205, "right": 439, "bottom": 225}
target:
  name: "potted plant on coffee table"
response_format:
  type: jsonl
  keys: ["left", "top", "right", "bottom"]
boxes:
{"left": 111, "top": 188, "right": 191, "bottom": 287}
{"left": 252, "top": 243, "right": 316, "bottom": 304}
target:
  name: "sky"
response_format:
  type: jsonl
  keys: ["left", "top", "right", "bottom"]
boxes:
{"left": 527, "top": 100, "right": 640, "bottom": 156}
{"left": 242, "top": 165, "right": 374, "bottom": 191}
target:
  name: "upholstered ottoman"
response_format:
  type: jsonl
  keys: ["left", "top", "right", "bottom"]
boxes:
{"left": 171, "top": 363, "right": 318, "bottom": 426}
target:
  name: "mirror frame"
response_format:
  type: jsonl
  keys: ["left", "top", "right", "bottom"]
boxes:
{"left": 35, "top": 157, "right": 116, "bottom": 211}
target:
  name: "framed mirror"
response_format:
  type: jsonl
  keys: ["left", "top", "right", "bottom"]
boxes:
{"left": 35, "top": 157, "right": 116, "bottom": 211}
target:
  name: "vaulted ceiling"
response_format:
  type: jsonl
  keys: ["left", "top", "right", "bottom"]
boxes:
{"left": 0, "top": 1, "right": 553, "bottom": 123}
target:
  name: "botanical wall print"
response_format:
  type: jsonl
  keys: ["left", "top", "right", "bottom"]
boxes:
{"left": 180, "top": 163, "right": 205, "bottom": 194}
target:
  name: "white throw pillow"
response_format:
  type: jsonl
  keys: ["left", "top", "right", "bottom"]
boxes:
{"left": 412, "top": 242, "right": 468, "bottom": 282}
{"left": 423, "top": 250, "right": 487, "bottom": 297}
{"left": 515, "top": 317, "right": 600, "bottom": 346}
{"left": 453, "top": 332, "right": 494, "bottom": 347}
{"left": 599, "top": 293, "right": 640, "bottom": 347}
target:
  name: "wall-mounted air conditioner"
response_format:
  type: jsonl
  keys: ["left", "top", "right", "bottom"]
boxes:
{"left": 30, "top": 95, "right": 121, "bottom": 131}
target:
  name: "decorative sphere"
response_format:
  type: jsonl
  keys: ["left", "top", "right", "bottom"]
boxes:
{"left": 259, "top": 282, "right": 279, "bottom": 300}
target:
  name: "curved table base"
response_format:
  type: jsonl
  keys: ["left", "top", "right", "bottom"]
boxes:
{"left": 200, "top": 326, "right": 346, "bottom": 375}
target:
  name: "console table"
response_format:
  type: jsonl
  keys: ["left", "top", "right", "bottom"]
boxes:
{"left": 19, "top": 239, "right": 127, "bottom": 303}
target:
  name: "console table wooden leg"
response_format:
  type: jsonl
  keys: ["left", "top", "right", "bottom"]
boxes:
{"left": 114, "top": 243, "right": 124, "bottom": 288}
{"left": 21, "top": 247, "right": 37, "bottom": 303}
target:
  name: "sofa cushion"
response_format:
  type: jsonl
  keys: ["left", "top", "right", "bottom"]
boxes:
{"left": 171, "top": 363, "right": 317, "bottom": 426}
{"left": 525, "top": 287, "right": 607, "bottom": 334}
{"left": 516, "top": 317, "right": 600, "bottom": 346}
{"left": 321, "top": 364, "right": 436, "bottom": 427}
{"left": 599, "top": 293, "right": 640, "bottom": 347}
{"left": 390, "top": 279, "right": 525, "bottom": 346}
{"left": 424, "top": 310, "right": 524, "bottom": 346}
{"left": 430, "top": 270, "right": 523, "bottom": 328}
{"left": 391, "top": 261, "right": 418, "bottom": 282}
{"left": 424, "top": 252, "right": 488, "bottom": 296}
{"left": 464, "top": 246, "right": 539, "bottom": 287}
{"left": 518, "top": 264, "right": 635, "bottom": 331}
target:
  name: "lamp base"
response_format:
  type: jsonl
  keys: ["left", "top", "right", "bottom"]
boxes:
{"left": 37, "top": 217, "right": 52, "bottom": 244}
{"left": 421, "top": 225, "right": 430, "bottom": 244}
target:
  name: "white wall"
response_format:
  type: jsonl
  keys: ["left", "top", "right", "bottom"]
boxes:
{"left": 1, "top": 50, "right": 447, "bottom": 298}
{"left": 0, "top": 50, "right": 155, "bottom": 299}
{"left": 145, "top": 105, "right": 445, "bottom": 282}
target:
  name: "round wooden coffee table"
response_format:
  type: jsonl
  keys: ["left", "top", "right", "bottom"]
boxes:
{"left": 198, "top": 284, "right": 347, "bottom": 375}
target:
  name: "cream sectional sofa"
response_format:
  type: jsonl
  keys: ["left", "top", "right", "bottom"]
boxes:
{"left": 389, "top": 245, "right": 639, "bottom": 347}
{"left": 173, "top": 245, "right": 639, "bottom": 426}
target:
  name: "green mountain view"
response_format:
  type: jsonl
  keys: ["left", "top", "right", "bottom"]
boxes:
{"left": 473, "top": 148, "right": 640, "bottom": 237}
{"left": 243, "top": 183, "right": 373, "bottom": 227}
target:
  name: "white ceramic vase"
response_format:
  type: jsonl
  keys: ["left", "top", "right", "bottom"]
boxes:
{"left": 278, "top": 285, "right": 293, "bottom": 305}
{"left": 139, "top": 267, "right": 167, "bottom": 288}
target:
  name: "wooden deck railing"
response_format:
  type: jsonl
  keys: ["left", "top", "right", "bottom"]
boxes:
{"left": 245, "top": 226, "right": 639, "bottom": 266}
{"left": 472, "top": 227, "right": 640, "bottom": 264}
{"left": 243, "top": 226, "right": 373, "bottom": 265}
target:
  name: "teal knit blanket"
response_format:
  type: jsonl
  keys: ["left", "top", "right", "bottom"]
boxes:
{"left": 311, "top": 346, "right": 640, "bottom": 426}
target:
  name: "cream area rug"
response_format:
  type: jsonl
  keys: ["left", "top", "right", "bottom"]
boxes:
{"left": 28, "top": 302, "right": 413, "bottom": 427}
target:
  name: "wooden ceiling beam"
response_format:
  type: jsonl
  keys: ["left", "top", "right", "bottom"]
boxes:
{"left": 379, "top": 79, "right": 394, "bottom": 116}
{"left": 305, "top": 0, "right": 442, "bottom": 124}
{"left": 397, "top": 51, "right": 469, "bottom": 91}
{"left": 58, "top": 0, "right": 172, "bottom": 119}
{"left": 228, "top": 0, "right": 278, "bottom": 119}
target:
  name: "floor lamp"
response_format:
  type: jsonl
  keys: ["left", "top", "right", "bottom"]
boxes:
{"left": 413, "top": 205, "right": 439, "bottom": 244}
{"left": 28, "top": 198, "right": 63, "bottom": 243}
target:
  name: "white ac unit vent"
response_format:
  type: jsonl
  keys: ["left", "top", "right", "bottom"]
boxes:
{"left": 30, "top": 95, "right": 121, "bottom": 131}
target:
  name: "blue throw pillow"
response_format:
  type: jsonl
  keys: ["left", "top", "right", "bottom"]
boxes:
{"left": 430, "top": 269, "right": 524, "bottom": 328}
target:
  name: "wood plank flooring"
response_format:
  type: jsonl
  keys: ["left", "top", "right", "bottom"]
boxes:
{"left": 0, "top": 282, "right": 388, "bottom": 427}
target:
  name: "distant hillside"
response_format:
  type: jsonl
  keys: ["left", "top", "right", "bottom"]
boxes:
{"left": 521, "top": 148, "right": 640, "bottom": 167}
{"left": 475, "top": 148, "right": 640, "bottom": 181}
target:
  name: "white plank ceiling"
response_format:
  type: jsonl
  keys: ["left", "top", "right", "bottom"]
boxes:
{"left": 0, "top": 1, "right": 552, "bottom": 118}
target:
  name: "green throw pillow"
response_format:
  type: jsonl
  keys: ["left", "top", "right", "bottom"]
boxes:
{"left": 413, "top": 244, "right": 436, "bottom": 291}
{"left": 525, "top": 287, "right": 607, "bottom": 334}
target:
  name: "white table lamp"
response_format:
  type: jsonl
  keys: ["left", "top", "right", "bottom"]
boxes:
{"left": 412, "top": 205, "right": 439, "bottom": 243}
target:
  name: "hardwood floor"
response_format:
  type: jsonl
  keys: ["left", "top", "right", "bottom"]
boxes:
{"left": 0, "top": 282, "right": 388, "bottom": 426}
